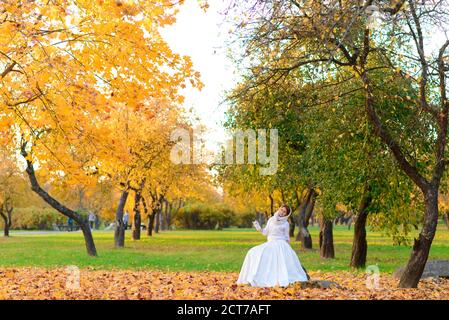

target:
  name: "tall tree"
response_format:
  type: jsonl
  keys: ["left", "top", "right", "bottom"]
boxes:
{"left": 1, "top": 0, "right": 201, "bottom": 255}
{"left": 0, "top": 149, "right": 19, "bottom": 237}
{"left": 229, "top": 0, "right": 448, "bottom": 288}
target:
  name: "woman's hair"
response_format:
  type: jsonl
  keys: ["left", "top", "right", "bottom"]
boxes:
{"left": 280, "top": 204, "right": 291, "bottom": 215}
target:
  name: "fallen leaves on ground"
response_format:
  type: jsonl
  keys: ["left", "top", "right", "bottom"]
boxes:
{"left": 0, "top": 268, "right": 448, "bottom": 300}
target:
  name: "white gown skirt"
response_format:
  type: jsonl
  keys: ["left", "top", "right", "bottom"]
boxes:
{"left": 237, "top": 240, "right": 309, "bottom": 287}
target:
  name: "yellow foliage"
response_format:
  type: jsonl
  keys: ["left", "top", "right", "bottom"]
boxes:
{"left": 0, "top": 0, "right": 208, "bottom": 207}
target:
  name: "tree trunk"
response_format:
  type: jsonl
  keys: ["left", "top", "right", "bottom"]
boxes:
{"left": 146, "top": 198, "right": 158, "bottom": 237}
{"left": 3, "top": 220, "right": 9, "bottom": 236}
{"left": 443, "top": 213, "right": 449, "bottom": 231}
{"left": 147, "top": 215, "right": 152, "bottom": 236}
{"left": 114, "top": 190, "right": 129, "bottom": 248}
{"left": 80, "top": 221, "right": 97, "bottom": 256}
{"left": 1, "top": 212, "right": 10, "bottom": 237}
{"left": 350, "top": 186, "right": 372, "bottom": 269}
{"left": 155, "top": 209, "right": 161, "bottom": 233}
{"left": 141, "top": 196, "right": 152, "bottom": 236}
{"left": 289, "top": 216, "right": 295, "bottom": 237}
{"left": 166, "top": 202, "right": 172, "bottom": 230}
{"left": 269, "top": 194, "right": 274, "bottom": 216}
{"left": 295, "top": 190, "right": 310, "bottom": 242}
{"left": 0, "top": 203, "right": 12, "bottom": 237}
{"left": 304, "top": 191, "right": 316, "bottom": 228}
{"left": 320, "top": 218, "right": 335, "bottom": 259}
{"left": 350, "top": 211, "right": 369, "bottom": 268}
{"left": 298, "top": 224, "right": 312, "bottom": 249}
{"left": 359, "top": 66, "right": 445, "bottom": 288}
{"left": 21, "top": 146, "right": 97, "bottom": 256}
{"left": 301, "top": 189, "right": 316, "bottom": 249}
{"left": 5, "top": 204, "right": 12, "bottom": 237}
{"left": 161, "top": 199, "right": 167, "bottom": 231}
{"left": 148, "top": 211, "right": 156, "bottom": 236}
{"left": 132, "top": 190, "right": 142, "bottom": 240}
{"left": 319, "top": 220, "right": 322, "bottom": 248}
{"left": 296, "top": 188, "right": 315, "bottom": 249}
{"left": 399, "top": 188, "right": 439, "bottom": 288}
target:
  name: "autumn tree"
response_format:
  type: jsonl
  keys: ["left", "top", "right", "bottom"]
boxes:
{"left": 0, "top": 148, "right": 20, "bottom": 237}
{"left": 1, "top": 0, "right": 201, "bottom": 255}
{"left": 223, "top": 81, "right": 315, "bottom": 247}
{"left": 300, "top": 68, "right": 424, "bottom": 266}
{"left": 143, "top": 142, "right": 212, "bottom": 236}
{"left": 96, "top": 102, "right": 183, "bottom": 245}
{"left": 223, "top": 43, "right": 426, "bottom": 264}
{"left": 50, "top": 179, "right": 115, "bottom": 229}
{"left": 229, "top": 0, "right": 449, "bottom": 288}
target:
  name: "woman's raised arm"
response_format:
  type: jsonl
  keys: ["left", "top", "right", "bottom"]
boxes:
{"left": 261, "top": 218, "right": 271, "bottom": 236}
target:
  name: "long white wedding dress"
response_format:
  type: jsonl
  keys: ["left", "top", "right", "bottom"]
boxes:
{"left": 237, "top": 211, "right": 309, "bottom": 287}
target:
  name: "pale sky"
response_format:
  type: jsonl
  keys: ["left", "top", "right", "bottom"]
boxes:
{"left": 162, "top": 0, "right": 237, "bottom": 153}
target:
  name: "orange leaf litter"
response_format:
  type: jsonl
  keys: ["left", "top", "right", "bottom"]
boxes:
{"left": 0, "top": 268, "right": 448, "bottom": 300}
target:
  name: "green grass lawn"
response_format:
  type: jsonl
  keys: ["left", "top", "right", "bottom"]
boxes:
{"left": 0, "top": 225, "right": 448, "bottom": 273}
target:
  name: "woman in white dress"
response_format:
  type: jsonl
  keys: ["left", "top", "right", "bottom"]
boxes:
{"left": 237, "top": 205, "right": 309, "bottom": 287}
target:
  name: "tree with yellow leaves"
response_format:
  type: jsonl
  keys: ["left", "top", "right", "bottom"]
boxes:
{"left": 0, "top": 147, "right": 21, "bottom": 237}
{"left": 1, "top": 0, "right": 201, "bottom": 255}
{"left": 96, "top": 100, "right": 184, "bottom": 245}
{"left": 142, "top": 149, "right": 212, "bottom": 236}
